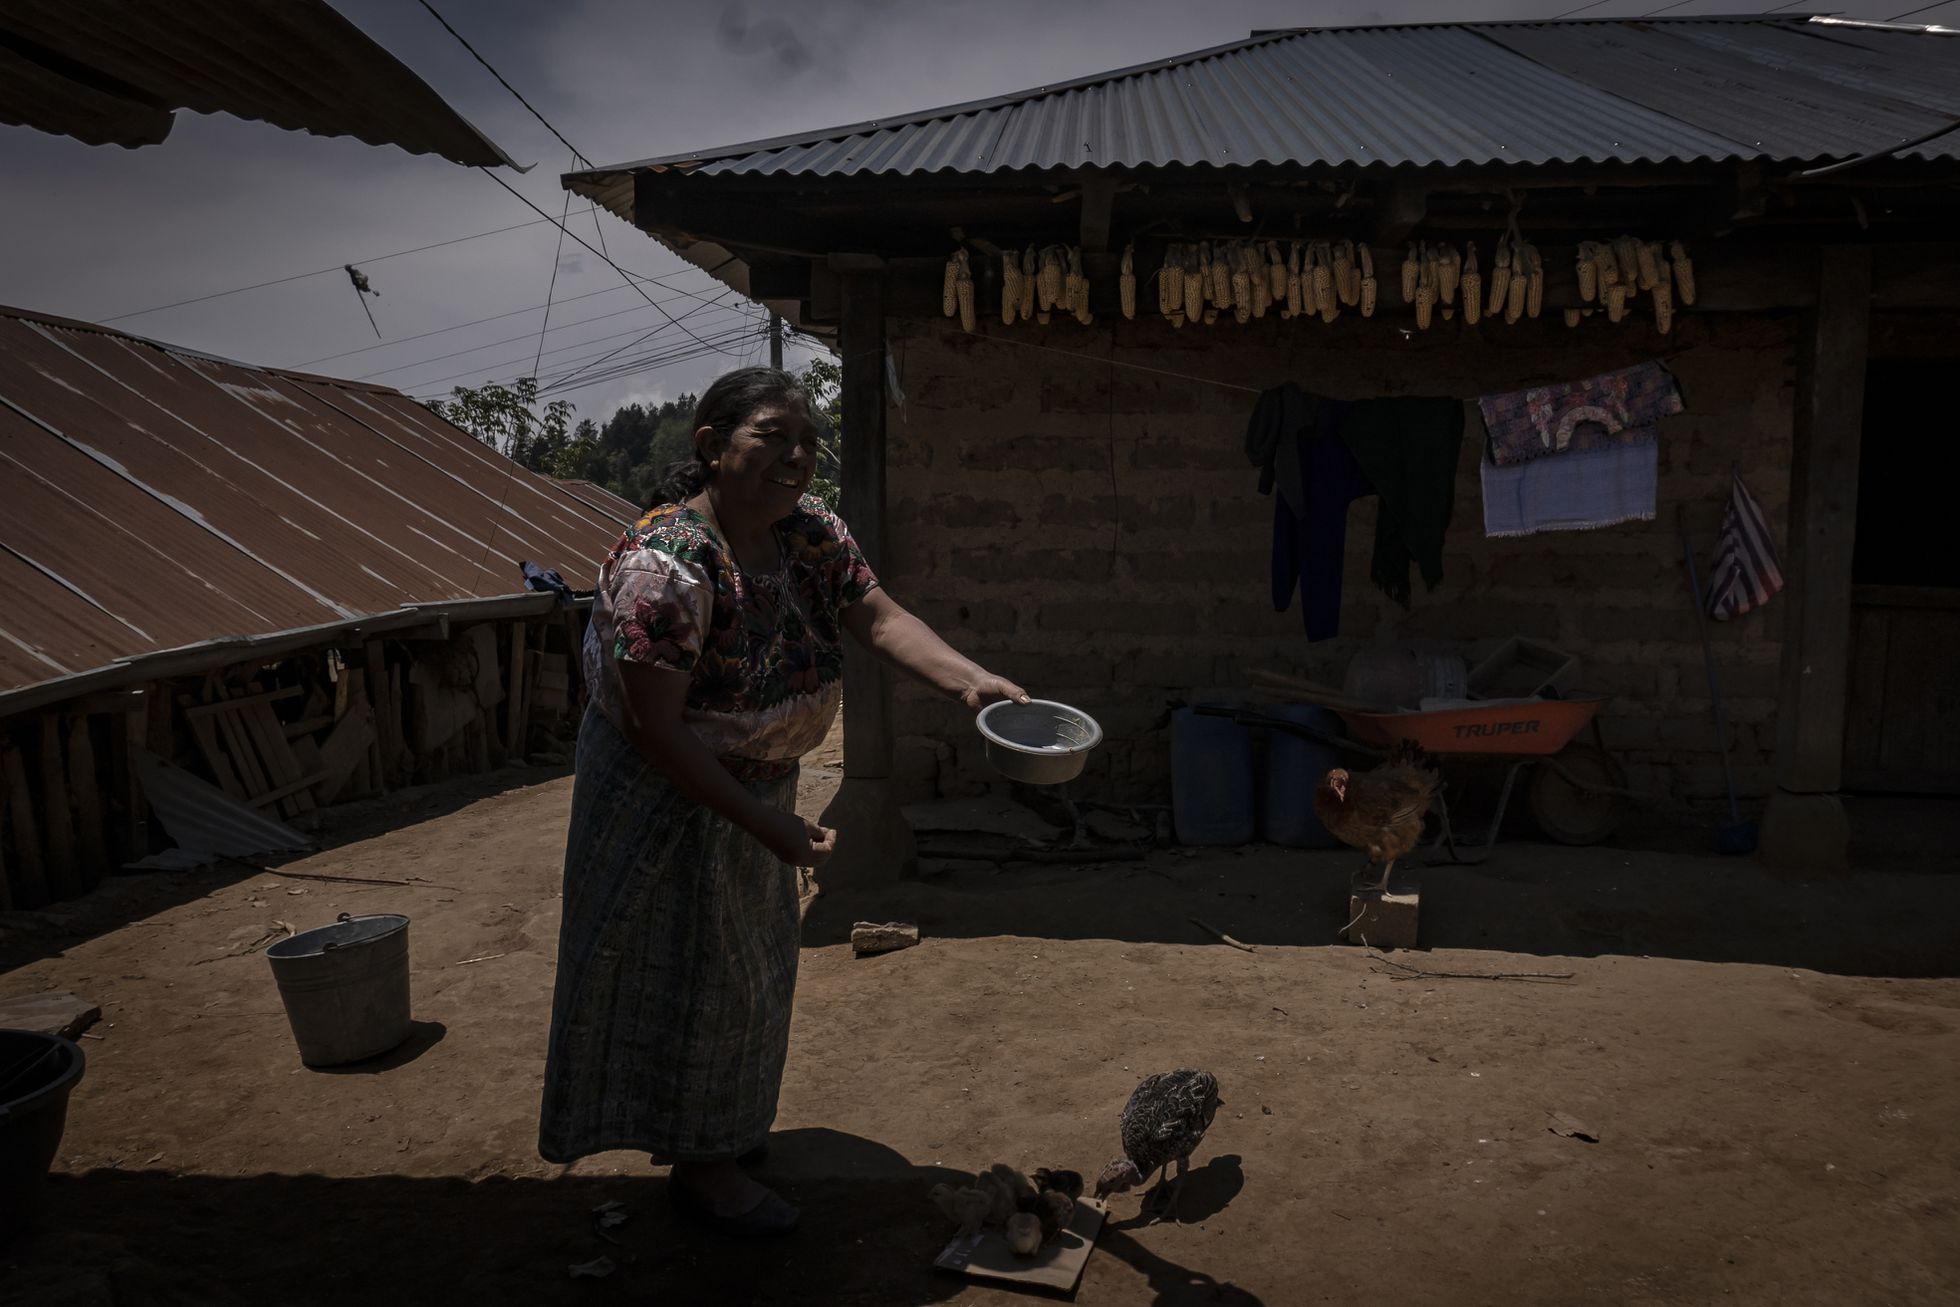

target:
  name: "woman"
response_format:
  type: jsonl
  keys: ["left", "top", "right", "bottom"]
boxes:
{"left": 538, "top": 367, "right": 1026, "bottom": 1236}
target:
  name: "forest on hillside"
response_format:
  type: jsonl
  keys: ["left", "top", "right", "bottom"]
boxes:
{"left": 425, "top": 357, "right": 840, "bottom": 511}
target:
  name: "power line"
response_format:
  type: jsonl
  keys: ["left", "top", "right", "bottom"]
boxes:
{"left": 532, "top": 330, "right": 771, "bottom": 400}
{"left": 533, "top": 178, "right": 574, "bottom": 375}
{"left": 1887, "top": 2, "right": 1957, "bottom": 20}
{"left": 1641, "top": 1, "right": 1697, "bottom": 15}
{"left": 479, "top": 168, "right": 749, "bottom": 359}
{"left": 411, "top": 324, "right": 763, "bottom": 401}
{"left": 1550, "top": 1, "right": 1612, "bottom": 18}
{"left": 357, "top": 303, "right": 747, "bottom": 382}
{"left": 98, "top": 217, "right": 554, "bottom": 322}
{"left": 413, "top": 0, "right": 590, "bottom": 165}
{"left": 404, "top": 307, "right": 760, "bottom": 395}
{"left": 539, "top": 289, "right": 740, "bottom": 395}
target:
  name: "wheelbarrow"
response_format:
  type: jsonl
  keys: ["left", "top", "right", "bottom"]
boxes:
{"left": 1197, "top": 694, "right": 1631, "bottom": 865}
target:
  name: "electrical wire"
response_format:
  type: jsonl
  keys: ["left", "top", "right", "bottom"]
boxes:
{"left": 533, "top": 330, "right": 772, "bottom": 400}
{"left": 400, "top": 310, "right": 760, "bottom": 395}
{"left": 479, "top": 169, "right": 749, "bottom": 359}
{"left": 1549, "top": 1, "right": 1612, "bottom": 18}
{"left": 1887, "top": 2, "right": 1956, "bottom": 20}
{"left": 357, "top": 303, "right": 746, "bottom": 382}
{"left": 98, "top": 217, "right": 553, "bottom": 322}
{"left": 533, "top": 179, "right": 574, "bottom": 375}
{"left": 1641, "top": 2, "right": 1698, "bottom": 16}
{"left": 533, "top": 296, "right": 755, "bottom": 390}
{"left": 538, "top": 289, "right": 741, "bottom": 395}
{"left": 413, "top": 0, "right": 590, "bottom": 165}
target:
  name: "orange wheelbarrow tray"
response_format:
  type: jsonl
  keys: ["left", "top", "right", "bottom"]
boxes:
{"left": 1333, "top": 694, "right": 1605, "bottom": 757}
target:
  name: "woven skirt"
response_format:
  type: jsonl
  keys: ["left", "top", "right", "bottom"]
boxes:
{"left": 538, "top": 706, "right": 800, "bottom": 1163}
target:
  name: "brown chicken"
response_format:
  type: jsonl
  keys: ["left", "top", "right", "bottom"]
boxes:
{"left": 1314, "top": 741, "right": 1441, "bottom": 892}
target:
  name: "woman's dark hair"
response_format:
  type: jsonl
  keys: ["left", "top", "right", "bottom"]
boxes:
{"left": 648, "top": 366, "right": 814, "bottom": 506}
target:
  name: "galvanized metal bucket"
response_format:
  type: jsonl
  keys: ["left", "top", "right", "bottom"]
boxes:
{"left": 265, "top": 913, "right": 411, "bottom": 1067}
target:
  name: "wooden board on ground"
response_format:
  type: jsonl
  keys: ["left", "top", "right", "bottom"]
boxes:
{"left": 933, "top": 1198, "right": 1105, "bottom": 1294}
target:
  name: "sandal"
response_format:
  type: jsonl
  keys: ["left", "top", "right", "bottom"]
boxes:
{"left": 668, "top": 1183, "right": 800, "bottom": 1238}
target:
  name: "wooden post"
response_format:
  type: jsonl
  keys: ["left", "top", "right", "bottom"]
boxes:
{"left": 818, "top": 265, "right": 917, "bottom": 889}
{"left": 1763, "top": 246, "right": 1871, "bottom": 870}
{"left": 37, "top": 717, "right": 80, "bottom": 901}
{"left": 122, "top": 689, "right": 149, "bottom": 863}
{"left": 2, "top": 744, "right": 48, "bottom": 907}
{"left": 838, "top": 268, "right": 893, "bottom": 783}
{"left": 506, "top": 620, "right": 529, "bottom": 761}
{"left": 66, "top": 717, "right": 106, "bottom": 891}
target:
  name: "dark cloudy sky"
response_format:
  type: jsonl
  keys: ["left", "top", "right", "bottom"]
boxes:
{"left": 0, "top": 1, "right": 1934, "bottom": 422}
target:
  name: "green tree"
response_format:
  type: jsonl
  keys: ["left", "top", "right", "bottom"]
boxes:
{"left": 424, "top": 376, "right": 575, "bottom": 474}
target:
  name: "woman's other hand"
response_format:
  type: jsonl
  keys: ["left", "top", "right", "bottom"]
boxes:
{"left": 960, "top": 673, "right": 1031, "bottom": 713}
{"left": 760, "top": 809, "right": 836, "bottom": 869}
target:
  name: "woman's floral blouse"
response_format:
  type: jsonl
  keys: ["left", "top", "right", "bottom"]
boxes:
{"left": 583, "top": 496, "right": 878, "bottom": 765}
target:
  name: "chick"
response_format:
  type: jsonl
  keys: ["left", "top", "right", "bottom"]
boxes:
{"left": 1032, "top": 1168, "right": 1084, "bottom": 1202}
{"left": 927, "top": 1183, "right": 992, "bottom": 1239}
{"left": 988, "top": 1163, "right": 1039, "bottom": 1211}
{"left": 1004, "top": 1211, "right": 1043, "bottom": 1257}
{"left": 974, "top": 1171, "right": 1016, "bottom": 1227}
{"left": 1034, "top": 1189, "right": 1075, "bottom": 1243}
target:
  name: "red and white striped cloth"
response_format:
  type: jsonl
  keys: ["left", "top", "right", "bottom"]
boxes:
{"left": 1707, "top": 470, "right": 1783, "bottom": 621}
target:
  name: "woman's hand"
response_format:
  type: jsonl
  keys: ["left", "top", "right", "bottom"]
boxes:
{"left": 959, "top": 673, "right": 1032, "bottom": 713}
{"left": 759, "top": 808, "right": 836, "bottom": 869}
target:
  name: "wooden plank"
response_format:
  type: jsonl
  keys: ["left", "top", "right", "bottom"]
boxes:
{"left": 316, "top": 696, "right": 377, "bottom": 803}
{"left": 243, "top": 700, "right": 314, "bottom": 817}
{"left": 1, "top": 744, "right": 48, "bottom": 908}
{"left": 37, "top": 716, "right": 80, "bottom": 901}
{"left": 839, "top": 269, "right": 893, "bottom": 781}
{"left": 247, "top": 771, "right": 332, "bottom": 809}
{"left": 1879, "top": 609, "right": 1960, "bottom": 781}
{"left": 506, "top": 621, "right": 529, "bottom": 760}
{"left": 0, "top": 786, "right": 10, "bottom": 913}
{"left": 386, "top": 662, "right": 406, "bottom": 785}
{"left": 66, "top": 716, "right": 106, "bottom": 892}
{"left": 185, "top": 708, "right": 246, "bottom": 798}
{"left": 1773, "top": 247, "right": 1871, "bottom": 795}
{"left": 1841, "top": 607, "right": 1888, "bottom": 782}
{"left": 212, "top": 694, "right": 271, "bottom": 800}
{"left": 183, "top": 685, "right": 303, "bottom": 719}
{"left": 283, "top": 715, "right": 335, "bottom": 739}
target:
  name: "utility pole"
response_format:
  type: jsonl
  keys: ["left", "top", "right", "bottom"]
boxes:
{"left": 768, "top": 312, "right": 783, "bottom": 369}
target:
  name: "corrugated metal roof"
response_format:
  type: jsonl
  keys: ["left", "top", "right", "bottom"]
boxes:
{"left": 567, "top": 16, "right": 1960, "bottom": 201}
{"left": 0, "top": 0, "right": 514, "bottom": 166}
{"left": 553, "top": 478, "right": 641, "bottom": 523}
{"left": 0, "top": 306, "right": 621, "bottom": 700}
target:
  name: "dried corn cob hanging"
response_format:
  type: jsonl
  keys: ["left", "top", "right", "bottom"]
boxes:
{"left": 1212, "top": 244, "right": 1235, "bottom": 309}
{"left": 1001, "top": 252, "right": 1020, "bottom": 327}
{"left": 1636, "top": 240, "right": 1662, "bottom": 292}
{"left": 1563, "top": 307, "right": 1582, "bottom": 328}
{"left": 1576, "top": 242, "right": 1600, "bottom": 303}
{"left": 1037, "top": 246, "right": 1063, "bottom": 313}
{"left": 1415, "top": 246, "right": 1437, "bottom": 330}
{"left": 1114, "top": 244, "right": 1134, "bottom": 321}
{"left": 1285, "top": 242, "right": 1303, "bottom": 318}
{"left": 1401, "top": 243, "right": 1421, "bottom": 304}
{"left": 955, "top": 251, "right": 976, "bottom": 332}
{"left": 1488, "top": 239, "right": 1513, "bottom": 319}
{"left": 1068, "top": 247, "right": 1093, "bottom": 325}
{"left": 1231, "top": 244, "right": 1253, "bottom": 322}
{"left": 1333, "top": 240, "right": 1358, "bottom": 307}
{"left": 1311, "top": 242, "right": 1336, "bottom": 323}
{"left": 1596, "top": 241, "right": 1622, "bottom": 291}
{"left": 1652, "top": 278, "right": 1674, "bottom": 334}
{"left": 1669, "top": 240, "right": 1696, "bottom": 306}
{"left": 1438, "top": 244, "right": 1462, "bottom": 306}
{"left": 1359, "top": 244, "right": 1378, "bottom": 318}
{"left": 1614, "top": 237, "right": 1643, "bottom": 291}
{"left": 1605, "top": 283, "right": 1629, "bottom": 324}
{"left": 942, "top": 251, "right": 960, "bottom": 318}
{"left": 1203, "top": 307, "right": 1219, "bottom": 326}
{"left": 1020, "top": 246, "right": 1037, "bottom": 321}
{"left": 1523, "top": 242, "right": 1544, "bottom": 320}
{"left": 1268, "top": 241, "right": 1288, "bottom": 300}
{"left": 1184, "top": 246, "right": 1205, "bottom": 320}
{"left": 1461, "top": 244, "right": 1483, "bottom": 326}
{"left": 1505, "top": 245, "right": 1528, "bottom": 325}
{"left": 1157, "top": 245, "right": 1178, "bottom": 320}
{"left": 1250, "top": 252, "right": 1272, "bottom": 320}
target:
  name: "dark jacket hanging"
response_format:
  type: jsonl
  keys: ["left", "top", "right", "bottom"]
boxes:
{"left": 1246, "top": 384, "right": 1373, "bottom": 641}
{"left": 1336, "top": 397, "right": 1465, "bottom": 607}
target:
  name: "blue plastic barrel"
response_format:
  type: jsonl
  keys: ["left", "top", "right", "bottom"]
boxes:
{"left": 1171, "top": 706, "right": 1256, "bottom": 846}
{"left": 1260, "top": 703, "right": 1346, "bottom": 848}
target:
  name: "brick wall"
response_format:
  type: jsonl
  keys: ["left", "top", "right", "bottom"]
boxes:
{"left": 875, "top": 309, "right": 1802, "bottom": 806}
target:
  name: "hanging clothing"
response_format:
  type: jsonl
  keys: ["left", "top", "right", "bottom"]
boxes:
{"left": 1479, "top": 361, "right": 1684, "bottom": 466}
{"left": 1707, "top": 469, "right": 1784, "bottom": 621}
{"left": 1247, "top": 384, "right": 1373, "bottom": 641}
{"left": 1480, "top": 437, "right": 1659, "bottom": 538}
{"left": 1336, "top": 397, "right": 1466, "bottom": 608}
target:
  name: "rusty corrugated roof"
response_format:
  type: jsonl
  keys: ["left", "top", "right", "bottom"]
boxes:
{"left": 0, "top": 0, "right": 515, "bottom": 165}
{"left": 552, "top": 478, "right": 642, "bottom": 524}
{"left": 0, "top": 306, "right": 620, "bottom": 701}
{"left": 568, "top": 15, "right": 1960, "bottom": 213}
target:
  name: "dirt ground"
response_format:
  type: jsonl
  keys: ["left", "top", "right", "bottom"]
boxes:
{"left": 3, "top": 735, "right": 1959, "bottom": 1306}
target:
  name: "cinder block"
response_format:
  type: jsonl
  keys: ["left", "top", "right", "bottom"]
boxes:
{"left": 1343, "top": 881, "right": 1420, "bottom": 951}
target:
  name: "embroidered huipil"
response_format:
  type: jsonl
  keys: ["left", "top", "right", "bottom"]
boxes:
{"left": 582, "top": 496, "right": 878, "bottom": 774}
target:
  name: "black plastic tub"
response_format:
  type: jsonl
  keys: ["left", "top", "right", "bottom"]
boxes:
{"left": 0, "top": 1030, "right": 86, "bottom": 1240}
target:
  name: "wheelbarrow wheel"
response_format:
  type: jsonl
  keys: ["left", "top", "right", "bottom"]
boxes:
{"left": 1528, "top": 743, "right": 1625, "bottom": 846}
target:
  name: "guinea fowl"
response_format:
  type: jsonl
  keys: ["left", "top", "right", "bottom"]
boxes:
{"left": 1315, "top": 739, "right": 1441, "bottom": 893}
{"left": 1094, "top": 1069, "right": 1221, "bottom": 1223}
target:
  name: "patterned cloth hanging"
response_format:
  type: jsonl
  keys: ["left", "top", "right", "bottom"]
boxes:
{"left": 1707, "top": 469, "right": 1783, "bottom": 621}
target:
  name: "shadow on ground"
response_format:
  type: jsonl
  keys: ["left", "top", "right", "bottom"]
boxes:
{"left": 806, "top": 815, "right": 1960, "bottom": 979}
{"left": 3, "top": 1129, "right": 1256, "bottom": 1307}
